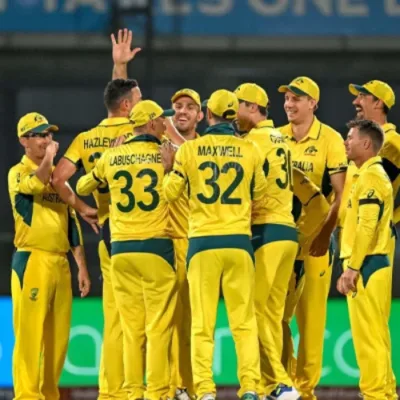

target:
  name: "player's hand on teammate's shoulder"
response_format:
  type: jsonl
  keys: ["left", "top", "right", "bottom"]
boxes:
{"left": 78, "top": 266, "right": 91, "bottom": 298}
{"left": 160, "top": 141, "right": 177, "bottom": 173}
{"left": 111, "top": 28, "right": 141, "bottom": 66}
{"left": 111, "top": 135, "right": 126, "bottom": 148}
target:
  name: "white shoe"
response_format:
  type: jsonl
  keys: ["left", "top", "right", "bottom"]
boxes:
{"left": 268, "top": 384, "right": 301, "bottom": 400}
{"left": 175, "top": 389, "right": 191, "bottom": 400}
{"left": 199, "top": 393, "right": 215, "bottom": 400}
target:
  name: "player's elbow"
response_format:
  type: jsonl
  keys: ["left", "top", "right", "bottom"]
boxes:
{"left": 51, "top": 172, "right": 66, "bottom": 190}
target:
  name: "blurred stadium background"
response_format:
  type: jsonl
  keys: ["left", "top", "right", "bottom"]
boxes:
{"left": 1, "top": 0, "right": 400, "bottom": 398}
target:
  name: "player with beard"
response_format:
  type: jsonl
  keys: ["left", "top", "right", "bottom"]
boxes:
{"left": 341, "top": 80, "right": 398, "bottom": 400}
{"left": 52, "top": 30, "right": 142, "bottom": 400}
{"left": 167, "top": 88, "right": 203, "bottom": 400}
{"left": 110, "top": 29, "right": 200, "bottom": 399}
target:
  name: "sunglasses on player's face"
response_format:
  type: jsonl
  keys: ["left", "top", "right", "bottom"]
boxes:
{"left": 22, "top": 131, "right": 53, "bottom": 139}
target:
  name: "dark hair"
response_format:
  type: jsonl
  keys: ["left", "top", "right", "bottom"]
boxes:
{"left": 347, "top": 119, "right": 384, "bottom": 152}
{"left": 239, "top": 100, "right": 268, "bottom": 117}
{"left": 210, "top": 111, "right": 235, "bottom": 123}
{"left": 104, "top": 79, "right": 139, "bottom": 112}
{"left": 372, "top": 95, "right": 390, "bottom": 115}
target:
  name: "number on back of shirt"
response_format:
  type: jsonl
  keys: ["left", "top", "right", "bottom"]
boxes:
{"left": 197, "top": 161, "right": 244, "bottom": 205}
{"left": 276, "top": 147, "right": 293, "bottom": 191}
{"left": 113, "top": 169, "right": 159, "bottom": 213}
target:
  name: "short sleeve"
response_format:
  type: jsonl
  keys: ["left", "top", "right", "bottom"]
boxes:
{"left": 327, "top": 132, "right": 347, "bottom": 175}
{"left": 64, "top": 134, "right": 83, "bottom": 170}
{"left": 9, "top": 166, "right": 46, "bottom": 195}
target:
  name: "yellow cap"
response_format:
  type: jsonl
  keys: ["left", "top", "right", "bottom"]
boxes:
{"left": 349, "top": 80, "right": 395, "bottom": 109}
{"left": 278, "top": 76, "right": 320, "bottom": 102}
{"left": 234, "top": 83, "right": 269, "bottom": 107}
{"left": 202, "top": 89, "right": 238, "bottom": 120}
{"left": 17, "top": 112, "right": 59, "bottom": 138}
{"left": 171, "top": 88, "right": 201, "bottom": 107}
{"left": 129, "top": 100, "right": 175, "bottom": 128}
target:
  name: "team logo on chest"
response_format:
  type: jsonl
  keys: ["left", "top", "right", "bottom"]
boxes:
{"left": 304, "top": 145, "right": 318, "bottom": 156}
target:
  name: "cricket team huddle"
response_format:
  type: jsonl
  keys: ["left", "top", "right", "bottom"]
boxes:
{"left": 8, "top": 29, "right": 400, "bottom": 400}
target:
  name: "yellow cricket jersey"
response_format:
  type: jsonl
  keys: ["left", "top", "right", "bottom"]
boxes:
{"left": 379, "top": 123, "right": 400, "bottom": 223}
{"left": 246, "top": 120, "right": 295, "bottom": 227}
{"left": 163, "top": 123, "right": 267, "bottom": 238}
{"left": 340, "top": 156, "right": 393, "bottom": 270}
{"left": 8, "top": 155, "right": 83, "bottom": 253}
{"left": 162, "top": 133, "right": 200, "bottom": 239}
{"left": 279, "top": 117, "right": 347, "bottom": 199}
{"left": 340, "top": 123, "right": 400, "bottom": 226}
{"left": 76, "top": 134, "right": 169, "bottom": 241}
{"left": 292, "top": 167, "right": 330, "bottom": 251}
{"left": 64, "top": 117, "right": 133, "bottom": 224}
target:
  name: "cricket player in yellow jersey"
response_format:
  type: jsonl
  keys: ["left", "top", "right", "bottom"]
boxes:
{"left": 278, "top": 77, "right": 347, "bottom": 399}
{"left": 162, "top": 89, "right": 266, "bottom": 400}
{"left": 76, "top": 100, "right": 177, "bottom": 400}
{"left": 282, "top": 169, "right": 330, "bottom": 382}
{"left": 168, "top": 88, "right": 204, "bottom": 400}
{"left": 338, "top": 119, "right": 393, "bottom": 400}
{"left": 344, "top": 80, "right": 399, "bottom": 399}
{"left": 9, "top": 113, "right": 90, "bottom": 400}
{"left": 52, "top": 78, "right": 141, "bottom": 400}
{"left": 109, "top": 29, "right": 197, "bottom": 400}
{"left": 234, "top": 83, "right": 300, "bottom": 400}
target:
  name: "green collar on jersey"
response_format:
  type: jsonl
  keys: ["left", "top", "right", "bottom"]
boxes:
{"left": 124, "top": 133, "right": 161, "bottom": 145}
{"left": 203, "top": 123, "right": 236, "bottom": 136}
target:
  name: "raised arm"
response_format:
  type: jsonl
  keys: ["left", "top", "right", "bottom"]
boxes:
{"left": 111, "top": 28, "right": 141, "bottom": 80}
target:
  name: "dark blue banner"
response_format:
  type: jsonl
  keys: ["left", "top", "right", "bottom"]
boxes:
{"left": 1, "top": 0, "right": 400, "bottom": 35}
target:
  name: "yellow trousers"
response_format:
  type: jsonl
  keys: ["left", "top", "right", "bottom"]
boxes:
{"left": 170, "top": 238, "right": 193, "bottom": 397}
{"left": 11, "top": 249, "right": 72, "bottom": 400}
{"left": 296, "top": 250, "right": 332, "bottom": 399}
{"left": 98, "top": 238, "right": 129, "bottom": 400}
{"left": 344, "top": 256, "right": 393, "bottom": 400}
{"left": 282, "top": 259, "right": 305, "bottom": 381}
{"left": 252, "top": 224, "right": 298, "bottom": 395}
{"left": 111, "top": 239, "right": 177, "bottom": 400}
{"left": 282, "top": 244, "right": 333, "bottom": 400}
{"left": 384, "top": 234, "right": 397, "bottom": 400}
{"left": 187, "top": 235, "right": 260, "bottom": 399}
